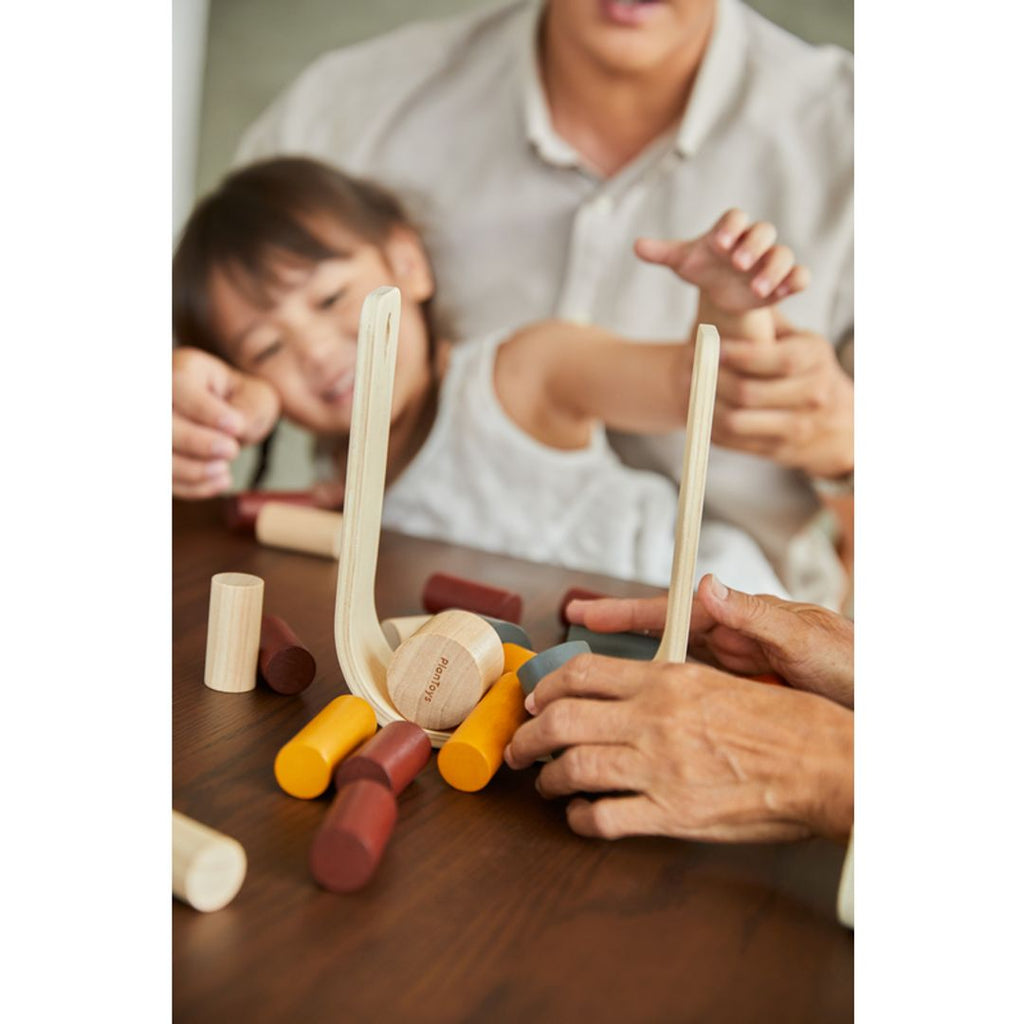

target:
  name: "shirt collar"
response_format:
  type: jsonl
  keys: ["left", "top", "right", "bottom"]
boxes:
{"left": 519, "top": 0, "right": 750, "bottom": 168}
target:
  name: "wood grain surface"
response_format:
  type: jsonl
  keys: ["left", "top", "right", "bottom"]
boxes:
{"left": 173, "top": 500, "right": 853, "bottom": 1023}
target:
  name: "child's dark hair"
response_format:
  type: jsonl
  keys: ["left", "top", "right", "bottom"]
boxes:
{"left": 172, "top": 156, "right": 438, "bottom": 354}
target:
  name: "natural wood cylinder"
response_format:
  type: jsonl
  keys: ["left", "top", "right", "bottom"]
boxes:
{"left": 380, "top": 614, "right": 433, "bottom": 650}
{"left": 172, "top": 810, "right": 247, "bottom": 912}
{"left": 255, "top": 502, "right": 344, "bottom": 559}
{"left": 386, "top": 610, "right": 504, "bottom": 731}
{"left": 204, "top": 572, "right": 264, "bottom": 693}
{"left": 223, "top": 490, "right": 321, "bottom": 532}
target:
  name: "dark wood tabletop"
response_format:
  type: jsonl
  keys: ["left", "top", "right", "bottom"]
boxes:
{"left": 172, "top": 500, "right": 853, "bottom": 1023}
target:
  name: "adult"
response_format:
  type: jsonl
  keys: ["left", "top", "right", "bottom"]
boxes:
{"left": 504, "top": 572, "right": 854, "bottom": 925}
{"left": 177, "top": 0, "right": 854, "bottom": 605}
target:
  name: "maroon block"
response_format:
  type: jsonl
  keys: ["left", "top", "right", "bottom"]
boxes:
{"left": 558, "top": 587, "right": 608, "bottom": 625}
{"left": 258, "top": 614, "right": 316, "bottom": 695}
{"left": 422, "top": 572, "right": 523, "bottom": 624}
{"left": 222, "top": 490, "right": 321, "bottom": 532}
{"left": 309, "top": 779, "right": 398, "bottom": 893}
{"left": 334, "top": 721, "right": 432, "bottom": 795}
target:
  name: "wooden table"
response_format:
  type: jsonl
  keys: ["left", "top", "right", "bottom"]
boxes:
{"left": 173, "top": 501, "right": 853, "bottom": 1023}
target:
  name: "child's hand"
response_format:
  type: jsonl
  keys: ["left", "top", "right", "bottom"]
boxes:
{"left": 172, "top": 347, "right": 281, "bottom": 499}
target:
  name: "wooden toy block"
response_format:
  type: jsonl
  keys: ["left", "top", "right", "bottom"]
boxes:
{"left": 204, "top": 572, "right": 264, "bottom": 693}
{"left": 258, "top": 613, "right": 316, "bottom": 695}
{"left": 655, "top": 324, "right": 720, "bottom": 665}
{"left": 255, "top": 502, "right": 344, "bottom": 559}
{"left": 308, "top": 778, "right": 397, "bottom": 893}
{"left": 565, "top": 623, "right": 659, "bottom": 661}
{"left": 437, "top": 643, "right": 536, "bottom": 792}
{"left": 516, "top": 641, "right": 592, "bottom": 695}
{"left": 386, "top": 609, "right": 504, "bottom": 731}
{"left": 557, "top": 587, "right": 608, "bottom": 624}
{"left": 480, "top": 615, "right": 532, "bottom": 650}
{"left": 172, "top": 810, "right": 247, "bottom": 912}
{"left": 222, "top": 489, "right": 327, "bottom": 532}
{"left": 380, "top": 614, "right": 433, "bottom": 650}
{"left": 333, "top": 720, "right": 432, "bottom": 795}
{"left": 422, "top": 572, "right": 523, "bottom": 623}
{"left": 274, "top": 695, "right": 377, "bottom": 799}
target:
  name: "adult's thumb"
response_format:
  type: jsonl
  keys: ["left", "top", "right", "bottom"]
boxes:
{"left": 696, "top": 575, "right": 793, "bottom": 650}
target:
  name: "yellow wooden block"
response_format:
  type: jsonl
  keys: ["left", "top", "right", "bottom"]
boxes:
{"left": 437, "top": 643, "right": 535, "bottom": 793}
{"left": 274, "top": 695, "right": 377, "bottom": 799}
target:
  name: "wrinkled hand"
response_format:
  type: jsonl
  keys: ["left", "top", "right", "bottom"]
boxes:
{"left": 566, "top": 574, "right": 853, "bottom": 708}
{"left": 713, "top": 313, "right": 853, "bottom": 479}
{"left": 504, "top": 652, "right": 853, "bottom": 843}
{"left": 172, "top": 347, "right": 280, "bottom": 499}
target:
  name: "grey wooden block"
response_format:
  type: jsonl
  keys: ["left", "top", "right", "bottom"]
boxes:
{"left": 565, "top": 624, "right": 659, "bottom": 662}
{"left": 516, "top": 641, "right": 591, "bottom": 694}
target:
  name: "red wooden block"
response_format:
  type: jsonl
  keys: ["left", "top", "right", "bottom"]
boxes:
{"left": 422, "top": 572, "right": 523, "bottom": 624}
{"left": 222, "top": 490, "right": 321, "bottom": 532}
{"left": 558, "top": 587, "right": 608, "bottom": 625}
{"left": 258, "top": 614, "right": 316, "bottom": 695}
{"left": 333, "top": 721, "right": 432, "bottom": 795}
{"left": 308, "top": 779, "right": 397, "bottom": 893}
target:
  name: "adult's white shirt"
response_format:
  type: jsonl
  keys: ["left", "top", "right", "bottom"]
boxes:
{"left": 235, "top": 0, "right": 854, "bottom": 606}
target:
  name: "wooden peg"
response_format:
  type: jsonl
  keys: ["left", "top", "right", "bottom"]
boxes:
{"left": 223, "top": 489, "right": 327, "bottom": 532}
{"left": 333, "top": 720, "right": 432, "bottom": 795}
{"left": 204, "top": 572, "right": 264, "bottom": 693}
{"left": 258, "top": 613, "right": 316, "bottom": 694}
{"left": 422, "top": 572, "right": 523, "bottom": 623}
{"left": 274, "top": 695, "right": 377, "bottom": 799}
{"left": 517, "top": 641, "right": 592, "bottom": 695}
{"left": 308, "top": 779, "right": 397, "bottom": 893}
{"left": 380, "top": 614, "right": 433, "bottom": 650}
{"left": 655, "top": 323, "right": 720, "bottom": 664}
{"left": 172, "top": 810, "right": 247, "bottom": 912}
{"left": 386, "top": 609, "right": 504, "bottom": 731}
{"left": 564, "top": 623, "right": 659, "bottom": 661}
{"left": 437, "top": 643, "right": 535, "bottom": 792}
{"left": 255, "top": 502, "right": 344, "bottom": 559}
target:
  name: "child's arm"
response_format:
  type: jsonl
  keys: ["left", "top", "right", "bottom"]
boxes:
{"left": 494, "top": 321, "right": 695, "bottom": 450}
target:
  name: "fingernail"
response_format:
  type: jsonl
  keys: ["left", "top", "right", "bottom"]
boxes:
{"left": 210, "top": 437, "right": 236, "bottom": 458}
{"left": 735, "top": 251, "right": 753, "bottom": 270}
{"left": 752, "top": 276, "right": 771, "bottom": 296}
{"left": 217, "top": 412, "right": 244, "bottom": 435}
{"left": 716, "top": 231, "right": 735, "bottom": 247}
{"left": 525, "top": 692, "right": 537, "bottom": 715}
{"left": 709, "top": 575, "right": 729, "bottom": 601}
{"left": 503, "top": 744, "right": 513, "bottom": 766}
{"left": 205, "top": 460, "right": 230, "bottom": 479}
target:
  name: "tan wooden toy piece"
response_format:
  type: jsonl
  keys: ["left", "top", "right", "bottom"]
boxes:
{"left": 381, "top": 614, "right": 433, "bottom": 650}
{"left": 204, "top": 572, "right": 264, "bottom": 693}
{"left": 172, "top": 810, "right": 247, "bottom": 912}
{"left": 254, "top": 502, "right": 344, "bottom": 559}
{"left": 386, "top": 610, "right": 504, "bottom": 731}
{"left": 655, "top": 323, "right": 720, "bottom": 664}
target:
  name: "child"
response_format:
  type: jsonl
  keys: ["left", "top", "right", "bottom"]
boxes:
{"left": 172, "top": 157, "right": 807, "bottom": 594}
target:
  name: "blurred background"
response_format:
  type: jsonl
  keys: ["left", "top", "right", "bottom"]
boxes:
{"left": 174, "top": 0, "right": 853, "bottom": 237}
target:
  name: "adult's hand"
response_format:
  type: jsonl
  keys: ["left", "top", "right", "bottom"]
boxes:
{"left": 713, "top": 312, "right": 854, "bottom": 479}
{"left": 566, "top": 574, "right": 854, "bottom": 708}
{"left": 172, "top": 347, "right": 281, "bottom": 499}
{"left": 504, "top": 653, "right": 853, "bottom": 843}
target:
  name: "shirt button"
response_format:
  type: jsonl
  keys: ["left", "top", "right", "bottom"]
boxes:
{"left": 590, "top": 195, "right": 614, "bottom": 217}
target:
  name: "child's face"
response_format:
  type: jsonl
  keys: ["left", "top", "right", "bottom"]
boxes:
{"left": 207, "top": 218, "right": 435, "bottom": 437}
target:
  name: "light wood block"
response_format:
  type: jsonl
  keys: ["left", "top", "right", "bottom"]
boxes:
{"left": 274, "top": 694, "right": 378, "bottom": 799}
{"left": 437, "top": 643, "right": 536, "bottom": 792}
{"left": 655, "top": 324, "right": 720, "bottom": 664}
{"left": 386, "top": 609, "right": 504, "bottom": 731}
{"left": 204, "top": 572, "right": 264, "bottom": 693}
{"left": 172, "top": 810, "right": 247, "bottom": 912}
{"left": 380, "top": 614, "right": 433, "bottom": 650}
{"left": 255, "top": 502, "right": 344, "bottom": 559}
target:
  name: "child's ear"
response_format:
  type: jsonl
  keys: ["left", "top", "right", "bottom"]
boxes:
{"left": 385, "top": 228, "right": 435, "bottom": 303}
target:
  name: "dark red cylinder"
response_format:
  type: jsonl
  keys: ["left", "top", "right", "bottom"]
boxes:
{"left": 422, "top": 572, "right": 523, "bottom": 623}
{"left": 258, "top": 614, "right": 316, "bottom": 695}
{"left": 309, "top": 779, "right": 398, "bottom": 893}
{"left": 334, "top": 721, "right": 432, "bottom": 795}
